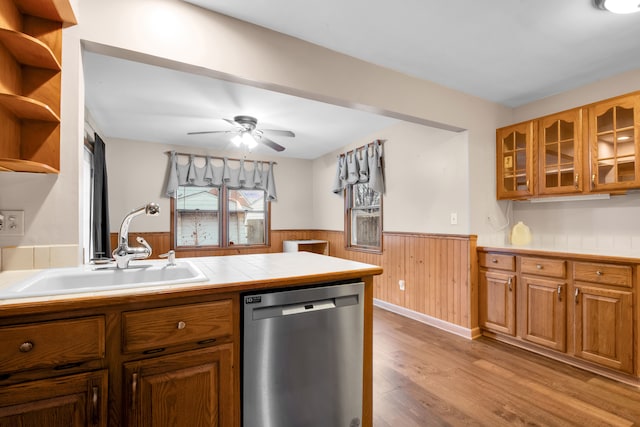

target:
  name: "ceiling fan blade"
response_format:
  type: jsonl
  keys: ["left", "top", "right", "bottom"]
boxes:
{"left": 224, "top": 118, "right": 244, "bottom": 129}
{"left": 259, "top": 135, "right": 286, "bottom": 152}
{"left": 261, "top": 129, "right": 295, "bottom": 137}
{"left": 187, "top": 130, "right": 232, "bottom": 135}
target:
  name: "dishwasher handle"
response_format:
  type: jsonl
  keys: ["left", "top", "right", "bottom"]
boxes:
{"left": 251, "top": 294, "right": 359, "bottom": 320}
{"left": 282, "top": 299, "right": 335, "bottom": 316}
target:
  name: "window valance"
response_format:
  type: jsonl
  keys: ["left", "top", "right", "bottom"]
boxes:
{"left": 332, "top": 140, "right": 384, "bottom": 194}
{"left": 165, "top": 151, "right": 277, "bottom": 200}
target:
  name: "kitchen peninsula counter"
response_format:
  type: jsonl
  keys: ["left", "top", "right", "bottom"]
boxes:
{"left": 0, "top": 252, "right": 382, "bottom": 427}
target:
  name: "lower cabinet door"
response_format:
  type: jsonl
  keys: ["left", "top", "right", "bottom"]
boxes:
{"left": 574, "top": 284, "right": 633, "bottom": 373}
{"left": 479, "top": 271, "right": 516, "bottom": 336}
{"left": 123, "top": 344, "right": 234, "bottom": 427}
{"left": 0, "top": 370, "right": 108, "bottom": 427}
{"left": 521, "top": 277, "right": 566, "bottom": 351}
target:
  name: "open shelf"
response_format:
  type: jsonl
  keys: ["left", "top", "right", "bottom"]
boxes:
{"left": 0, "top": 158, "right": 59, "bottom": 173}
{"left": 0, "top": 0, "right": 75, "bottom": 174}
{"left": 13, "top": 0, "right": 77, "bottom": 26}
{"left": 0, "top": 93, "right": 60, "bottom": 122}
{"left": 0, "top": 28, "right": 61, "bottom": 70}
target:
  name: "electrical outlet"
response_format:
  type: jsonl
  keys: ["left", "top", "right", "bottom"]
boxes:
{"left": 0, "top": 210, "right": 24, "bottom": 236}
{"left": 450, "top": 212, "right": 458, "bottom": 225}
{"left": 399, "top": 280, "right": 405, "bottom": 291}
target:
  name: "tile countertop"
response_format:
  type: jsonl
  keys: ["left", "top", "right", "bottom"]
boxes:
{"left": 478, "top": 244, "right": 640, "bottom": 263}
{"left": 0, "top": 252, "right": 383, "bottom": 307}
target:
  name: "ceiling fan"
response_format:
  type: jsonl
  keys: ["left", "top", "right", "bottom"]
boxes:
{"left": 187, "top": 115, "right": 295, "bottom": 152}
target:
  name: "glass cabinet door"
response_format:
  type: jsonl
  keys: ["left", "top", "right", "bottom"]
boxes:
{"left": 497, "top": 122, "right": 533, "bottom": 199}
{"left": 589, "top": 94, "right": 640, "bottom": 190}
{"left": 538, "top": 109, "right": 582, "bottom": 195}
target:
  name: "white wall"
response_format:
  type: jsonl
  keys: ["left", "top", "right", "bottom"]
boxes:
{"left": 75, "top": 0, "right": 510, "bottom": 241}
{"left": 105, "top": 138, "right": 314, "bottom": 233}
{"left": 313, "top": 122, "right": 470, "bottom": 234}
{"left": 22, "top": 0, "right": 640, "bottom": 262}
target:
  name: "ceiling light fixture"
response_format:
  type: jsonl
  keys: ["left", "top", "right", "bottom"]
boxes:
{"left": 231, "top": 131, "right": 258, "bottom": 149}
{"left": 594, "top": 0, "right": 640, "bottom": 14}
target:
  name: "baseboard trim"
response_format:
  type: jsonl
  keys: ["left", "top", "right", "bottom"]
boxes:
{"left": 374, "top": 299, "right": 481, "bottom": 340}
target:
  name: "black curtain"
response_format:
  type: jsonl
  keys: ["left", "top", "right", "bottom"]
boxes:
{"left": 92, "top": 133, "right": 111, "bottom": 259}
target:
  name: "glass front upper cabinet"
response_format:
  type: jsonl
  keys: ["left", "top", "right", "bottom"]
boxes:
{"left": 589, "top": 94, "right": 640, "bottom": 191}
{"left": 497, "top": 122, "right": 534, "bottom": 199}
{"left": 538, "top": 109, "right": 583, "bottom": 195}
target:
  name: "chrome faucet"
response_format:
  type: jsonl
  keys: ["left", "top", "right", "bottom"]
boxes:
{"left": 112, "top": 203, "right": 160, "bottom": 269}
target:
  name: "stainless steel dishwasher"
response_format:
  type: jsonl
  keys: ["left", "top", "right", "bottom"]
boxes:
{"left": 242, "top": 282, "right": 364, "bottom": 427}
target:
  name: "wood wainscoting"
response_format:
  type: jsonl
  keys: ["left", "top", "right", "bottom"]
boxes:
{"left": 110, "top": 230, "right": 478, "bottom": 338}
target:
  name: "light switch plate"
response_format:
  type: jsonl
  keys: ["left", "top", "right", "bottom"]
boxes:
{"left": 450, "top": 212, "right": 458, "bottom": 225}
{"left": 0, "top": 210, "right": 25, "bottom": 236}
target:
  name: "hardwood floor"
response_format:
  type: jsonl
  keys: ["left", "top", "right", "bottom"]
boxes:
{"left": 372, "top": 307, "right": 640, "bottom": 427}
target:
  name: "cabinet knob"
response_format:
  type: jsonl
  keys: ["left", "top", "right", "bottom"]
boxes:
{"left": 491, "top": 258, "right": 498, "bottom": 263}
{"left": 19, "top": 341, "right": 34, "bottom": 353}
{"left": 536, "top": 264, "right": 543, "bottom": 270}
{"left": 177, "top": 321, "right": 187, "bottom": 330}
{"left": 596, "top": 270, "right": 603, "bottom": 276}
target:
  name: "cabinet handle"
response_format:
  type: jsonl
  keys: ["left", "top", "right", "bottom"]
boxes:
{"left": 507, "top": 277, "right": 513, "bottom": 291}
{"left": 574, "top": 288, "right": 580, "bottom": 304}
{"left": 574, "top": 173, "right": 579, "bottom": 188}
{"left": 19, "top": 341, "right": 34, "bottom": 353}
{"left": 591, "top": 174, "right": 596, "bottom": 187}
{"left": 596, "top": 270, "right": 603, "bottom": 276}
{"left": 177, "top": 321, "right": 187, "bottom": 330}
{"left": 536, "top": 264, "right": 543, "bottom": 270}
{"left": 557, "top": 285, "right": 562, "bottom": 301}
{"left": 91, "top": 386, "right": 99, "bottom": 426}
{"left": 526, "top": 179, "right": 530, "bottom": 191}
{"left": 131, "top": 372, "right": 138, "bottom": 411}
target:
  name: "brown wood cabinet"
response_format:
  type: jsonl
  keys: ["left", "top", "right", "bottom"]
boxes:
{"left": 519, "top": 256, "right": 567, "bottom": 352}
{"left": 496, "top": 122, "right": 534, "bottom": 199}
{"left": 0, "top": 0, "right": 75, "bottom": 173}
{"left": 478, "top": 249, "right": 638, "bottom": 381}
{"left": 0, "top": 295, "right": 238, "bottom": 427}
{"left": 538, "top": 109, "right": 583, "bottom": 195}
{"left": 124, "top": 345, "right": 234, "bottom": 427}
{"left": 0, "top": 370, "right": 108, "bottom": 427}
{"left": 588, "top": 94, "right": 640, "bottom": 191}
{"left": 479, "top": 253, "right": 516, "bottom": 336}
{"left": 496, "top": 91, "right": 640, "bottom": 200}
{"left": 573, "top": 261, "right": 634, "bottom": 373}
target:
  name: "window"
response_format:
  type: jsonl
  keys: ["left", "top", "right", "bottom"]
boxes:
{"left": 346, "top": 183, "right": 382, "bottom": 251}
{"left": 174, "top": 185, "right": 268, "bottom": 249}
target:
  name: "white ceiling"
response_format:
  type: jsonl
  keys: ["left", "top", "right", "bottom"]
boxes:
{"left": 82, "top": 51, "right": 399, "bottom": 160}
{"left": 83, "top": 0, "right": 640, "bottom": 159}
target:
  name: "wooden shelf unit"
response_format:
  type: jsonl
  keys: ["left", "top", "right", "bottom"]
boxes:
{"left": 0, "top": 0, "right": 75, "bottom": 173}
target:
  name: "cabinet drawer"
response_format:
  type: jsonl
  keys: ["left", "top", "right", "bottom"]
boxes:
{"left": 573, "top": 262, "right": 632, "bottom": 288}
{"left": 521, "top": 257, "right": 566, "bottom": 278}
{"left": 122, "top": 300, "right": 233, "bottom": 353}
{"left": 479, "top": 253, "right": 515, "bottom": 271}
{"left": 0, "top": 316, "right": 105, "bottom": 374}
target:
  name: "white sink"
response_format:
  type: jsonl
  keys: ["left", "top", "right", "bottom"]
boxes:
{"left": 0, "top": 261, "right": 207, "bottom": 299}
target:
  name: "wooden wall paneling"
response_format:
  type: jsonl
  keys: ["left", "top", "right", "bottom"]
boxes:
{"left": 381, "top": 234, "right": 405, "bottom": 307}
{"left": 404, "top": 234, "right": 425, "bottom": 315}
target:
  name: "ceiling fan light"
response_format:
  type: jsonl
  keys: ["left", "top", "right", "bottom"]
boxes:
{"left": 231, "top": 134, "right": 243, "bottom": 146}
{"left": 595, "top": 0, "right": 640, "bottom": 13}
{"left": 242, "top": 132, "right": 258, "bottom": 149}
